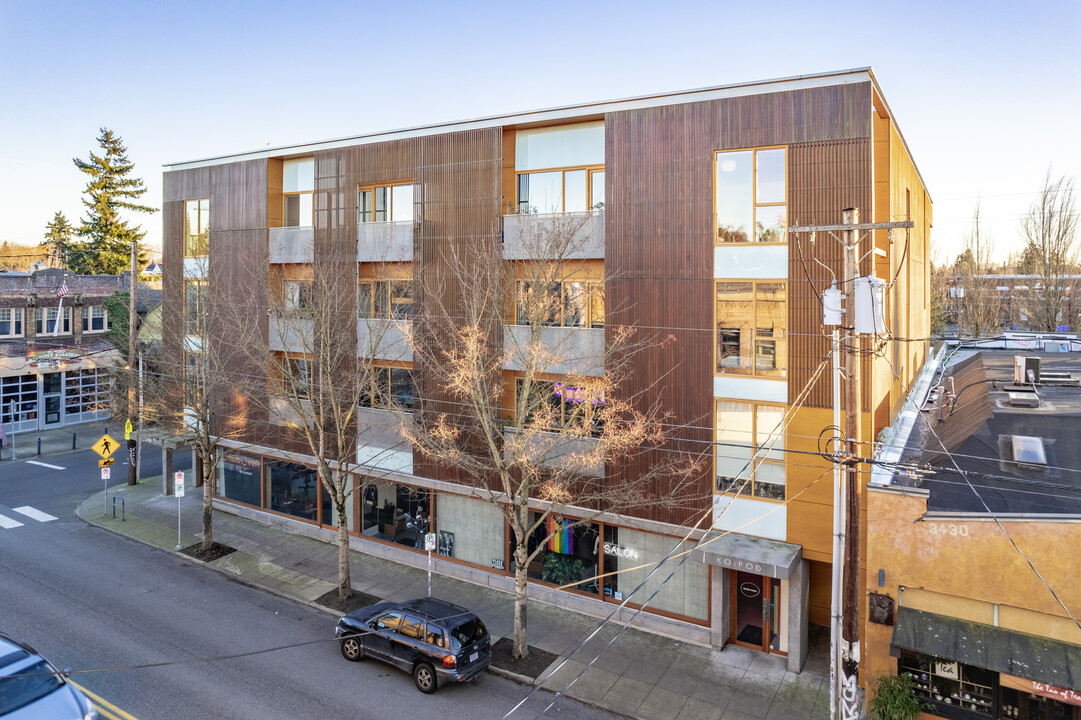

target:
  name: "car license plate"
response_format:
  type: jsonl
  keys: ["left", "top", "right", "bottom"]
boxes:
{"left": 470, "top": 652, "right": 479, "bottom": 662}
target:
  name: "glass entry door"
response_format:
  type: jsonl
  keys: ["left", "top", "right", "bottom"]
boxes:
{"left": 42, "top": 372, "right": 62, "bottom": 427}
{"left": 731, "top": 571, "right": 781, "bottom": 653}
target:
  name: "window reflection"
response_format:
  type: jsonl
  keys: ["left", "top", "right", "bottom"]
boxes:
{"left": 716, "top": 148, "right": 786, "bottom": 244}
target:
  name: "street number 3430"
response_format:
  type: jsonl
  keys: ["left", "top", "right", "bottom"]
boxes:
{"left": 927, "top": 523, "right": 968, "bottom": 537}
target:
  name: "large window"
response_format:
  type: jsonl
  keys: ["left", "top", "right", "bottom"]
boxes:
{"left": 516, "top": 379, "right": 604, "bottom": 435}
{"left": 184, "top": 280, "right": 207, "bottom": 336}
{"left": 0, "top": 308, "right": 23, "bottom": 337}
{"left": 715, "top": 400, "right": 785, "bottom": 500}
{"left": 81, "top": 306, "right": 109, "bottom": 333}
{"left": 358, "top": 279, "right": 413, "bottom": 320}
{"left": 715, "top": 148, "right": 786, "bottom": 243}
{"left": 360, "top": 478, "right": 430, "bottom": 547}
{"left": 513, "top": 512, "right": 600, "bottom": 594}
{"left": 518, "top": 168, "right": 605, "bottom": 214}
{"left": 264, "top": 459, "right": 318, "bottom": 521}
{"left": 218, "top": 451, "right": 261, "bottom": 506}
{"left": 715, "top": 281, "right": 786, "bottom": 377}
{"left": 184, "top": 198, "right": 210, "bottom": 256}
{"left": 35, "top": 307, "right": 71, "bottom": 335}
{"left": 64, "top": 368, "right": 111, "bottom": 423}
{"left": 515, "top": 281, "right": 603, "bottom": 327}
{"left": 284, "top": 357, "right": 312, "bottom": 398}
{"left": 360, "top": 366, "right": 414, "bottom": 411}
{"left": 283, "top": 158, "right": 314, "bottom": 227}
{"left": 358, "top": 183, "right": 413, "bottom": 223}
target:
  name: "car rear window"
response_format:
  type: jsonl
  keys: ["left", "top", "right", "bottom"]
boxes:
{"left": 451, "top": 618, "right": 487, "bottom": 645}
{"left": 0, "top": 659, "right": 65, "bottom": 715}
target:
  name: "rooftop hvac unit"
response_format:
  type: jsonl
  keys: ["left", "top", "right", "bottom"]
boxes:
{"left": 1014, "top": 356, "right": 1041, "bottom": 385}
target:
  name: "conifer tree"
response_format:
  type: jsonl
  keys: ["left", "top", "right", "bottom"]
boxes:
{"left": 43, "top": 211, "right": 74, "bottom": 267}
{"left": 71, "top": 128, "right": 156, "bottom": 274}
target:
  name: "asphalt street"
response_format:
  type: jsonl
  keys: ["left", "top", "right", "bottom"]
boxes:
{"left": 0, "top": 447, "right": 618, "bottom": 720}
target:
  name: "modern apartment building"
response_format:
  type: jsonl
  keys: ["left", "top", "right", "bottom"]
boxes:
{"left": 162, "top": 68, "right": 932, "bottom": 671}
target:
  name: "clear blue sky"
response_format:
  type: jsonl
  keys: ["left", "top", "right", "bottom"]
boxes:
{"left": 1, "top": 0, "right": 1078, "bottom": 265}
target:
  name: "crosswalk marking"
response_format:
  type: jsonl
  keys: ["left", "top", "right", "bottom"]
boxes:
{"left": 13, "top": 506, "right": 56, "bottom": 522}
{"left": 0, "top": 514, "right": 25, "bottom": 529}
{"left": 26, "top": 460, "right": 66, "bottom": 470}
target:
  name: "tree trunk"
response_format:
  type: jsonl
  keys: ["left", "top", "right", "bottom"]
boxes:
{"left": 200, "top": 445, "right": 214, "bottom": 551}
{"left": 337, "top": 501, "right": 351, "bottom": 602}
{"left": 512, "top": 540, "right": 529, "bottom": 661}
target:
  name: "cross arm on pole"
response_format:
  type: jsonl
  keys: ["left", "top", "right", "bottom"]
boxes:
{"left": 788, "top": 221, "right": 913, "bottom": 233}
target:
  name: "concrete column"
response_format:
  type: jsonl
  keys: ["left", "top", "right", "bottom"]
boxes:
{"left": 193, "top": 448, "right": 203, "bottom": 488}
{"left": 787, "top": 558, "right": 810, "bottom": 672}
{"left": 162, "top": 447, "right": 174, "bottom": 495}
{"left": 710, "top": 567, "right": 731, "bottom": 648}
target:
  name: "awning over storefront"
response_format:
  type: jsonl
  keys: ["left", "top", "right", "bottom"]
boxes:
{"left": 891, "top": 607, "right": 1081, "bottom": 692}
{"left": 690, "top": 530, "right": 802, "bottom": 579}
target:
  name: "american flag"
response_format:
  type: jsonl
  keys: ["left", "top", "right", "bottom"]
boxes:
{"left": 56, "top": 280, "right": 68, "bottom": 298}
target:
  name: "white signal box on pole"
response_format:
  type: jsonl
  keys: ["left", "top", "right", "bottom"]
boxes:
{"left": 853, "top": 276, "right": 887, "bottom": 334}
{"left": 822, "top": 287, "right": 843, "bottom": 326}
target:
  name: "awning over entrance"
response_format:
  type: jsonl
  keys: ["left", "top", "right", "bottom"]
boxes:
{"left": 890, "top": 607, "right": 1081, "bottom": 692}
{"left": 691, "top": 531, "right": 802, "bottom": 580}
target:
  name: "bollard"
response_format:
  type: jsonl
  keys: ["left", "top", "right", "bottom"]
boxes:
{"left": 37, "top": 438, "right": 41, "bottom": 456}
{"left": 72, "top": 433, "right": 77, "bottom": 451}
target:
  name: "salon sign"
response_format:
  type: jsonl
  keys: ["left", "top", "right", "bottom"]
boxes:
{"left": 1000, "top": 675, "right": 1081, "bottom": 706}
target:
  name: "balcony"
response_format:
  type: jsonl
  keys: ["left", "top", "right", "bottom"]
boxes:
{"left": 358, "top": 221, "right": 413, "bottom": 263}
{"left": 269, "top": 226, "right": 314, "bottom": 264}
{"left": 357, "top": 318, "right": 412, "bottom": 363}
{"left": 502, "top": 211, "right": 604, "bottom": 261}
{"left": 503, "top": 325, "right": 604, "bottom": 377}
{"left": 268, "top": 316, "right": 312, "bottom": 353}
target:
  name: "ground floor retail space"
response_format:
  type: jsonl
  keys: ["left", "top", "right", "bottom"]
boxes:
{"left": 215, "top": 445, "right": 812, "bottom": 670}
{"left": 0, "top": 365, "right": 112, "bottom": 434}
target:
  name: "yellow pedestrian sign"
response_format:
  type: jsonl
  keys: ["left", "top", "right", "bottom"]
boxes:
{"left": 92, "top": 434, "right": 119, "bottom": 459}
{"left": 124, "top": 419, "right": 133, "bottom": 440}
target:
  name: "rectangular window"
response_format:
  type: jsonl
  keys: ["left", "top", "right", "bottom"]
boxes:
{"left": 715, "top": 400, "right": 785, "bottom": 500}
{"left": 35, "top": 307, "right": 71, "bottom": 335}
{"left": 715, "top": 147, "right": 786, "bottom": 244}
{"left": 0, "top": 308, "right": 23, "bottom": 337}
{"left": 82, "top": 306, "right": 108, "bottom": 333}
{"left": 183, "top": 350, "right": 207, "bottom": 409}
{"left": 516, "top": 281, "right": 603, "bottom": 327}
{"left": 358, "top": 183, "right": 413, "bottom": 223}
{"left": 358, "top": 279, "right": 413, "bottom": 320}
{"left": 283, "top": 357, "right": 312, "bottom": 398}
{"left": 184, "top": 280, "right": 207, "bottom": 336}
{"left": 264, "top": 458, "right": 318, "bottom": 522}
{"left": 184, "top": 198, "right": 210, "bottom": 256}
{"left": 518, "top": 168, "right": 604, "bottom": 214}
{"left": 516, "top": 379, "right": 604, "bottom": 435}
{"left": 360, "top": 366, "right": 414, "bottom": 411}
{"left": 283, "top": 158, "right": 314, "bottom": 227}
{"left": 715, "top": 281, "right": 786, "bottom": 377}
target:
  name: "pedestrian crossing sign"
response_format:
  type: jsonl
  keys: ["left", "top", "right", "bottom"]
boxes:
{"left": 92, "top": 434, "right": 119, "bottom": 459}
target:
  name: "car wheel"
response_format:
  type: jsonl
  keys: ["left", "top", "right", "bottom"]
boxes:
{"left": 340, "top": 636, "right": 364, "bottom": 662}
{"left": 413, "top": 662, "right": 437, "bottom": 693}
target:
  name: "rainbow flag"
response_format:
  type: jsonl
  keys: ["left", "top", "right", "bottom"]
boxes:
{"left": 547, "top": 516, "right": 573, "bottom": 554}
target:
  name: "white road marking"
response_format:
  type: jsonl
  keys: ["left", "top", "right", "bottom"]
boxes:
{"left": 0, "top": 514, "right": 24, "bottom": 529}
{"left": 13, "top": 506, "right": 57, "bottom": 522}
{"left": 25, "top": 460, "right": 65, "bottom": 470}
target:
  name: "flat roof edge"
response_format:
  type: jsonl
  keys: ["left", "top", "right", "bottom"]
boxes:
{"left": 164, "top": 68, "right": 874, "bottom": 171}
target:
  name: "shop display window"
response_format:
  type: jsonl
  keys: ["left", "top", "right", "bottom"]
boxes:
{"left": 264, "top": 459, "right": 319, "bottom": 522}
{"left": 511, "top": 513, "right": 600, "bottom": 595}
{"left": 218, "top": 451, "right": 261, "bottom": 506}
{"left": 899, "top": 650, "right": 996, "bottom": 718}
{"left": 359, "top": 478, "right": 430, "bottom": 548}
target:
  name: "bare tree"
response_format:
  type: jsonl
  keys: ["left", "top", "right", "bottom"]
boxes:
{"left": 407, "top": 212, "right": 704, "bottom": 661}
{"left": 224, "top": 253, "right": 406, "bottom": 602}
{"left": 1021, "top": 169, "right": 1079, "bottom": 332}
{"left": 954, "top": 202, "right": 1001, "bottom": 337}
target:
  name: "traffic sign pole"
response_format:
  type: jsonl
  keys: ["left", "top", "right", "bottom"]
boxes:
{"left": 424, "top": 532, "right": 436, "bottom": 598}
{"left": 175, "top": 471, "right": 185, "bottom": 549}
{"left": 101, "top": 467, "right": 111, "bottom": 514}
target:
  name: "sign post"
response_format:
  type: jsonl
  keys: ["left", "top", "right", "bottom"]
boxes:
{"left": 424, "top": 532, "right": 436, "bottom": 597}
{"left": 174, "top": 471, "right": 185, "bottom": 549}
{"left": 101, "top": 467, "right": 111, "bottom": 514}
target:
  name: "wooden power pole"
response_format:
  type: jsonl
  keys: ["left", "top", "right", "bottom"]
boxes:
{"left": 127, "top": 239, "right": 138, "bottom": 485}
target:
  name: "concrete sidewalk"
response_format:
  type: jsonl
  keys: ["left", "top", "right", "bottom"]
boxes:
{"left": 69, "top": 470, "right": 832, "bottom": 720}
{"left": 0, "top": 419, "right": 114, "bottom": 462}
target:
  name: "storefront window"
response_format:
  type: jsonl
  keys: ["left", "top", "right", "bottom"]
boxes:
{"left": 602, "top": 526, "right": 709, "bottom": 621}
{"left": 320, "top": 472, "right": 353, "bottom": 531}
{"left": 899, "top": 650, "right": 996, "bottom": 718}
{"left": 513, "top": 513, "right": 600, "bottom": 595}
{"left": 433, "top": 493, "right": 505, "bottom": 568}
{"left": 359, "top": 478, "right": 430, "bottom": 548}
{"left": 264, "top": 459, "right": 318, "bottom": 522}
{"left": 218, "top": 451, "right": 261, "bottom": 506}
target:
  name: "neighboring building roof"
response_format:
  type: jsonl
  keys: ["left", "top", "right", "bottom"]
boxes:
{"left": 0, "top": 271, "right": 128, "bottom": 299}
{"left": 897, "top": 350, "right": 1081, "bottom": 514}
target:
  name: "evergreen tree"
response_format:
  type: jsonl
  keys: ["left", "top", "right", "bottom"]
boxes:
{"left": 43, "top": 211, "right": 74, "bottom": 267}
{"left": 71, "top": 128, "right": 156, "bottom": 274}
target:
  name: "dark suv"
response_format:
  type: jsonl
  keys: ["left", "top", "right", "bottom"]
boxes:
{"left": 334, "top": 597, "right": 491, "bottom": 693}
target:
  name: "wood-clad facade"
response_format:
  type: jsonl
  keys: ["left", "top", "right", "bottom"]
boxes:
{"left": 163, "top": 69, "right": 931, "bottom": 668}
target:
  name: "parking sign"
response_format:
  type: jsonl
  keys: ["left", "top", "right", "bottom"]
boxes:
{"left": 175, "top": 471, "right": 185, "bottom": 498}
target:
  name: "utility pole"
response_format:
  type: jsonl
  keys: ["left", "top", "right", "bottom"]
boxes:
{"left": 127, "top": 239, "right": 138, "bottom": 485}
{"left": 790, "top": 212, "right": 913, "bottom": 720}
